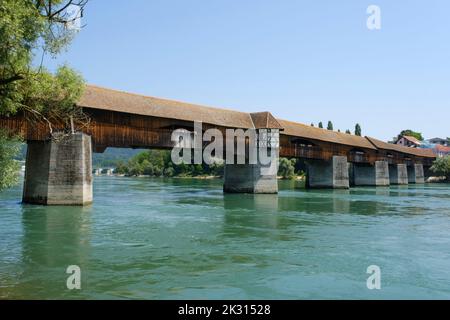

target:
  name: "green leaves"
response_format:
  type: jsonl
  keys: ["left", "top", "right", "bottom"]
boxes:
{"left": 430, "top": 156, "right": 450, "bottom": 181}
{"left": 278, "top": 158, "right": 296, "bottom": 180}
{"left": 0, "top": 0, "right": 86, "bottom": 126}
{"left": 0, "top": 0, "right": 88, "bottom": 191}
{"left": 0, "top": 0, "right": 44, "bottom": 114}
{"left": 327, "top": 121, "right": 333, "bottom": 131}
{"left": 0, "top": 130, "right": 22, "bottom": 191}
{"left": 398, "top": 130, "right": 423, "bottom": 142}
{"left": 355, "top": 123, "right": 362, "bottom": 136}
{"left": 118, "top": 150, "right": 225, "bottom": 178}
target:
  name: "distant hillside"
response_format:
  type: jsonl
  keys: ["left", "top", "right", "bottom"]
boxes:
{"left": 93, "top": 148, "right": 145, "bottom": 168}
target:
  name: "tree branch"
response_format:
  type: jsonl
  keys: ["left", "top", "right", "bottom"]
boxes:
{"left": 48, "top": 0, "right": 74, "bottom": 19}
{"left": 40, "top": 0, "right": 88, "bottom": 23}
{"left": 0, "top": 75, "right": 24, "bottom": 86}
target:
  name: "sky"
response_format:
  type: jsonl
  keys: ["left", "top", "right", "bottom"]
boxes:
{"left": 42, "top": 0, "right": 450, "bottom": 141}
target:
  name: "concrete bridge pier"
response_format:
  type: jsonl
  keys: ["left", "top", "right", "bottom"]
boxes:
{"left": 223, "top": 162, "right": 278, "bottom": 194}
{"left": 389, "top": 164, "right": 409, "bottom": 185}
{"left": 352, "top": 161, "right": 390, "bottom": 186}
{"left": 306, "top": 156, "right": 350, "bottom": 189}
{"left": 223, "top": 146, "right": 279, "bottom": 194}
{"left": 22, "top": 133, "right": 93, "bottom": 205}
{"left": 407, "top": 164, "right": 425, "bottom": 184}
{"left": 223, "top": 126, "right": 280, "bottom": 194}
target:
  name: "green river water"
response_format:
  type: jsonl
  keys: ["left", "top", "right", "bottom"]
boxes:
{"left": 1, "top": 176, "right": 449, "bottom": 299}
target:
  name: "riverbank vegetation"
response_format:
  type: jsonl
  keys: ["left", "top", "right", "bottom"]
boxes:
{"left": 114, "top": 150, "right": 305, "bottom": 180}
{"left": 430, "top": 156, "right": 450, "bottom": 181}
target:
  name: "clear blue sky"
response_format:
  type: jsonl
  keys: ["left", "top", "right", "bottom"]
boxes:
{"left": 42, "top": 0, "right": 450, "bottom": 141}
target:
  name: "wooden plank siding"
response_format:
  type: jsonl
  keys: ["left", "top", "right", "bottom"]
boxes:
{"left": 0, "top": 108, "right": 435, "bottom": 166}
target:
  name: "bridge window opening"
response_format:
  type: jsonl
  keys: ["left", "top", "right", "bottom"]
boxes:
{"left": 350, "top": 148, "right": 366, "bottom": 155}
{"left": 290, "top": 138, "right": 316, "bottom": 148}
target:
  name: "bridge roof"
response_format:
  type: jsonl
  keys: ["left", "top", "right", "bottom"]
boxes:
{"left": 78, "top": 85, "right": 435, "bottom": 158}
{"left": 366, "top": 137, "right": 436, "bottom": 158}
{"left": 278, "top": 119, "right": 377, "bottom": 150}
{"left": 250, "top": 112, "right": 283, "bottom": 129}
{"left": 79, "top": 85, "right": 260, "bottom": 129}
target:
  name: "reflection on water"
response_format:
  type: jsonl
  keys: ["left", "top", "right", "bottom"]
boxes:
{"left": 21, "top": 206, "right": 92, "bottom": 266}
{"left": 223, "top": 194, "right": 282, "bottom": 239}
{"left": 1, "top": 206, "right": 92, "bottom": 299}
{"left": 1, "top": 177, "right": 450, "bottom": 299}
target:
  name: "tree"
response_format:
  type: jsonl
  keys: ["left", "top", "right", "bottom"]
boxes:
{"left": 153, "top": 165, "right": 164, "bottom": 177}
{"left": 141, "top": 159, "right": 154, "bottom": 175}
{"left": 117, "top": 149, "right": 225, "bottom": 178}
{"left": 345, "top": 129, "right": 351, "bottom": 134}
{"left": 430, "top": 156, "right": 450, "bottom": 181}
{"left": 327, "top": 121, "right": 333, "bottom": 131}
{"left": 0, "top": 0, "right": 89, "bottom": 189}
{"left": 355, "top": 124, "right": 362, "bottom": 136}
{"left": 193, "top": 164, "right": 203, "bottom": 176}
{"left": 114, "top": 161, "right": 129, "bottom": 175}
{"left": 318, "top": 122, "right": 323, "bottom": 129}
{"left": 1, "top": 0, "right": 88, "bottom": 125}
{"left": 0, "top": 130, "right": 22, "bottom": 191}
{"left": 164, "top": 166, "right": 175, "bottom": 177}
{"left": 209, "top": 162, "right": 224, "bottom": 177}
{"left": 278, "top": 158, "right": 296, "bottom": 179}
{"left": 310, "top": 123, "right": 314, "bottom": 127}
{"left": 397, "top": 130, "right": 424, "bottom": 142}
{"left": 127, "top": 156, "right": 144, "bottom": 176}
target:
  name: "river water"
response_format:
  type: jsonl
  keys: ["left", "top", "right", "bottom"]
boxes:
{"left": 0, "top": 177, "right": 449, "bottom": 299}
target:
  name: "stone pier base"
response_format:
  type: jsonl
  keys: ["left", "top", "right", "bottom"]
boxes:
{"left": 407, "top": 164, "right": 425, "bottom": 184}
{"left": 306, "top": 156, "right": 349, "bottom": 189}
{"left": 223, "top": 162, "right": 278, "bottom": 194}
{"left": 23, "top": 133, "right": 93, "bottom": 205}
{"left": 352, "top": 161, "right": 390, "bottom": 186}
{"left": 389, "top": 164, "right": 409, "bottom": 185}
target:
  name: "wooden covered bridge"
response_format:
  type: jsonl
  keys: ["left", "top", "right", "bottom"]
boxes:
{"left": 0, "top": 85, "right": 436, "bottom": 205}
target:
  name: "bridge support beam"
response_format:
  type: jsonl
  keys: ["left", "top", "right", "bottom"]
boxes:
{"left": 22, "top": 133, "right": 93, "bottom": 205}
{"left": 352, "top": 161, "right": 390, "bottom": 186}
{"left": 306, "top": 156, "right": 349, "bottom": 189}
{"left": 407, "top": 164, "right": 425, "bottom": 184}
{"left": 389, "top": 164, "right": 409, "bottom": 185}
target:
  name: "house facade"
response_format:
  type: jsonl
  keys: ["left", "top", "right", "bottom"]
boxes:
{"left": 433, "top": 144, "right": 450, "bottom": 157}
{"left": 396, "top": 135, "right": 422, "bottom": 148}
{"left": 418, "top": 138, "right": 450, "bottom": 158}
